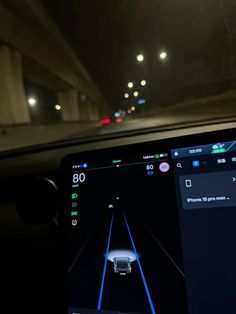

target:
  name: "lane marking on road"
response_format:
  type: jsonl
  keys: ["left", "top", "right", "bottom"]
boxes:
{"left": 123, "top": 213, "right": 156, "bottom": 314}
{"left": 97, "top": 214, "right": 114, "bottom": 311}
{"left": 141, "top": 219, "right": 185, "bottom": 278}
{"left": 68, "top": 229, "right": 94, "bottom": 273}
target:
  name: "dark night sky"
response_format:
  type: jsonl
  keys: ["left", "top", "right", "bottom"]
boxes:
{"left": 42, "top": 0, "right": 236, "bottom": 110}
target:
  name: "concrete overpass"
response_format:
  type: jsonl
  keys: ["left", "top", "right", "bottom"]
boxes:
{"left": 0, "top": 0, "right": 108, "bottom": 125}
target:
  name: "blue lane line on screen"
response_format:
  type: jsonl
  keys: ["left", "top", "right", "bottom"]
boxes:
{"left": 123, "top": 213, "right": 156, "bottom": 314}
{"left": 97, "top": 214, "right": 114, "bottom": 311}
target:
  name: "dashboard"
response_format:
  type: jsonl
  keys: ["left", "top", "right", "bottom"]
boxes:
{"left": 1, "top": 120, "right": 236, "bottom": 314}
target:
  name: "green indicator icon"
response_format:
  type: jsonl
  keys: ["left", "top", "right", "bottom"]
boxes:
{"left": 211, "top": 148, "right": 226, "bottom": 154}
{"left": 71, "top": 211, "right": 78, "bottom": 216}
{"left": 112, "top": 159, "right": 122, "bottom": 164}
{"left": 71, "top": 193, "right": 78, "bottom": 200}
{"left": 154, "top": 154, "right": 160, "bottom": 159}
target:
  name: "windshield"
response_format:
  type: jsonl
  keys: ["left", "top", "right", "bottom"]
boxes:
{"left": 0, "top": 0, "right": 236, "bottom": 152}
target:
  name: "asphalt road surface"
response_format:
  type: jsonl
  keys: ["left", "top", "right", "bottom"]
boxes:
{"left": 2, "top": 99, "right": 236, "bottom": 152}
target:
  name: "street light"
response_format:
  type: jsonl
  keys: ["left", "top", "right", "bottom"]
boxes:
{"left": 131, "top": 106, "right": 136, "bottom": 111}
{"left": 127, "top": 109, "right": 132, "bottom": 114}
{"left": 80, "top": 94, "right": 87, "bottom": 102}
{"left": 28, "top": 97, "right": 37, "bottom": 106}
{"left": 160, "top": 51, "right": 167, "bottom": 60}
{"left": 124, "top": 93, "right": 129, "bottom": 98}
{"left": 128, "top": 82, "right": 133, "bottom": 89}
{"left": 133, "top": 91, "right": 139, "bottom": 97}
{"left": 137, "top": 54, "right": 144, "bottom": 62}
{"left": 55, "top": 104, "right": 61, "bottom": 111}
{"left": 140, "top": 80, "right": 146, "bottom": 86}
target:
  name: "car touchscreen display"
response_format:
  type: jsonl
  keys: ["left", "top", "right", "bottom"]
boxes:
{"left": 62, "top": 134, "right": 236, "bottom": 314}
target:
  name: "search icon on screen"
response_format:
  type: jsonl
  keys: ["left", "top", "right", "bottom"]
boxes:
{"left": 176, "top": 163, "right": 182, "bottom": 168}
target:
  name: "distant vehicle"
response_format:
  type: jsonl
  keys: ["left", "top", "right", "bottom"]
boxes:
{"left": 100, "top": 118, "right": 111, "bottom": 125}
{"left": 115, "top": 117, "right": 123, "bottom": 123}
{"left": 107, "top": 196, "right": 120, "bottom": 211}
{"left": 113, "top": 257, "right": 131, "bottom": 275}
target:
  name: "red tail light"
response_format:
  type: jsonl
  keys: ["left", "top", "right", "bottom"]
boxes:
{"left": 115, "top": 117, "right": 123, "bottom": 123}
{"left": 100, "top": 118, "right": 111, "bottom": 125}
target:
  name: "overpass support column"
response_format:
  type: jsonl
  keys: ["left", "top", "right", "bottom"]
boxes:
{"left": 90, "top": 102, "right": 99, "bottom": 121}
{"left": 57, "top": 88, "right": 80, "bottom": 121}
{"left": 78, "top": 101, "right": 99, "bottom": 121}
{"left": 0, "top": 45, "right": 31, "bottom": 125}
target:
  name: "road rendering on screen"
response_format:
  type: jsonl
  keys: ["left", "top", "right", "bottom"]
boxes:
{"left": 68, "top": 206, "right": 187, "bottom": 314}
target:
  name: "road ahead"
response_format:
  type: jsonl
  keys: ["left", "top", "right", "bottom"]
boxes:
{"left": 1, "top": 98, "right": 236, "bottom": 152}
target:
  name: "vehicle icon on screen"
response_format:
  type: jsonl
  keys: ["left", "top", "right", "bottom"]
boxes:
{"left": 113, "top": 257, "right": 131, "bottom": 275}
